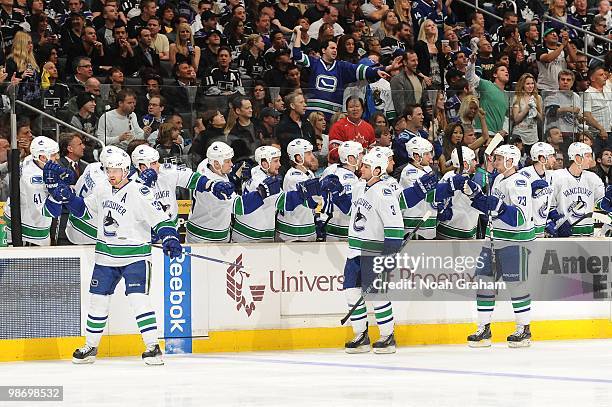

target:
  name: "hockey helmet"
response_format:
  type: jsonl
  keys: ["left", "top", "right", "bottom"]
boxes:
{"left": 131, "top": 144, "right": 160, "bottom": 168}
{"left": 567, "top": 142, "right": 592, "bottom": 161}
{"left": 450, "top": 146, "right": 476, "bottom": 168}
{"left": 370, "top": 146, "right": 393, "bottom": 158}
{"left": 405, "top": 137, "right": 433, "bottom": 159}
{"left": 254, "top": 145, "right": 281, "bottom": 166}
{"left": 102, "top": 148, "right": 131, "bottom": 172}
{"left": 361, "top": 150, "right": 388, "bottom": 175}
{"left": 287, "top": 139, "right": 313, "bottom": 163}
{"left": 529, "top": 142, "right": 555, "bottom": 162}
{"left": 494, "top": 144, "right": 521, "bottom": 168}
{"left": 207, "top": 141, "right": 234, "bottom": 167}
{"left": 30, "top": 136, "right": 59, "bottom": 161}
{"left": 338, "top": 141, "right": 364, "bottom": 164}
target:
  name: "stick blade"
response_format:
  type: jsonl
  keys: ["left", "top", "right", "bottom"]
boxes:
{"left": 485, "top": 133, "right": 505, "bottom": 156}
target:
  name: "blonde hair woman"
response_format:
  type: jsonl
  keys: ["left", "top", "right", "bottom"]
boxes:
{"left": 169, "top": 22, "right": 201, "bottom": 73}
{"left": 6, "top": 31, "right": 41, "bottom": 105}
{"left": 414, "top": 19, "right": 441, "bottom": 89}
{"left": 373, "top": 10, "right": 399, "bottom": 41}
{"left": 511, "top": 73, "right": 543, "bottom": 151}
{"left": 394, "top": 0, "right": 412, "bottom": 24}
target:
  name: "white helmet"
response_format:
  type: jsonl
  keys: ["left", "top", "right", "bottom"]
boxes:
{"left": 406, "top": 137, "right": 433, "bottom": 160}
{"left": 102, "top": 148, "right": 131, "bottom": 172}
{"left": 30, "top": 136, "right": 59, "bottom": 161}
{"left": 494, "top": 144, "right": 521, "bottom": 168}
{"left": 99, "top": 146, "right": 124, "bottom": 163}
{"left": 207, "top": 141, "right": 234, "bottom": 167}
{"left": 450, "top": 146, "right": 476, "bottom": 168}
{"left": 567, "top": 142, "right": 592, "bottom": 161}
{"left": 338, "top": 141, "right": 364, "bottom": 164}
{"left": 287, "top": 139, "right": 313, "bottom": 163}
{"left": 530, "top": 142, "right": 555, "bottom": 162}
{"left": 361, "top": 150, "right": 388, "bottom": 176}
{"left": 370, "top": 146, "right": 393, "bottom": 158}
{"left": 131, "top": 144, "right": 160, "bottom": 169}
{"left": 254, "top": 145, "right": 281, "bottom": 166}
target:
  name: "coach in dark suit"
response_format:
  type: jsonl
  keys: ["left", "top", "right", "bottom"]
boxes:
{"left": 54, "top": 133, "right": 88, "bottom": 245}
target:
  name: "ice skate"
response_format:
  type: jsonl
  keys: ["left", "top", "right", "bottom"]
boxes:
{"left": 468, "top": 324, "right": 492, "bottom": 348}
{"left": 345, "top": 331, "right": 371, "bottom": 354}
{"left": 373, "top": 333, "right": 396, "bottom": 354}
{"left": 72, "top": 345, "right": 97, "bottom": 364}
{"left": 507, "top": 324, "right": 531, "bottom": 348}
{"left": 142, "top": 344, "right": 164, "bottom": 365}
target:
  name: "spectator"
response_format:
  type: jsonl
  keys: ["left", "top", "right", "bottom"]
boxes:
{"left": 260, "top": 107, "right": 282, "bottom": 143}
{"left": 66, "top": 56, "right": 93, "bottom": 95}
{"left": 202, "top": 46, "right": 244, "bottom": 96}
{"left": 536, "top": 28, "right": 576, "bottom": 91}
{"left": 511, "top": 73, "right": 543, "bottom": 155}
{"left": 141, "top": 95, "right": 166, "bottom": 143}
{"left": 66, "top": 77, "right": 106, "bottom": 117}
{"left": 544, "top": 70, "right": 583, "bottom": 142}
{"left": 226, "top": 95, "right": 262, "bottom": 160}
{"left": 132, "top": 27, "right": 162, "bottom": 77}
{"left": 595, "top": 0, "right": 612, "bottom": 30}
{"left": 60, "top": 12, "right": 86, "bottom": 55}
{"left": 67, "top": 25, "right": 105, "bottom": 75}
{"left": 337, "top": 34, "right": 360, "bottom": 64}
{"left": 0, "top": 0, "right": 26, "bottom": 61}
{"left": 309, "top": 111, "right": 328, "bottom": 156}
{"left": 163, "top": 61, "right": 197, "bottom": 114}
{"left": 5, "top": 31, "right": 42, "bottom": 108}
{"left": 584, "top": 66, "right": 612, "bottom": 153}
{"left": 338, "top": 0, "right": 366, "bottom": 31}
{"left": 275, "top": 91, "right": 316, "bottom": 171}
{"left": 592, "top": 147, "right": 612, "bottom": 185}
{"left": 225, "top": 17, "right": 248, "bottom": 58}
{"left": 104, "top": 23, "right": 135, "bottom": 73}
{"left": 96, "top": 3, "right": 119, "bottom": 48}
{"left": 190, "top": 109, "right": 227, "bottom": 163}
{"left": 96, "top": 88, "right": 145, "bottom": 150}
{"left": 127, "top": 0, "right": 157, "bottom": 38}
{"left": 40, "top": 61, "right": 71, "bottom": 114}
{"left": 169, "top": 22, "right": 200, "bottom": 73}
{"left": 328, "top": 96, "right": 375, "bottom": 163}
{"left": 308, "top": 6, "right": 344, "bottom": 39}
{"left": 105, "top": 67, "right": 125, "bottom": 108}
{"left": 237, "top": 34, "right": 267, "bottom": 80}
{"left": 586, "top": 16, "right": 611, "bottom": 60}
{"left": 155, "top": 122, "right": 183, "bottom": 164}
{"left": 546, "top": 126, "right": 567, "bottom": 163}
{"left": 466, "top": 59, "right": 509, "bottom": 135}
{"left": 414, "top": 19, "right": 443, "bottom": 89}
{"left": 200, "top": 29, "right": 223, "bottom": 73}
{"left": 304, "top": 0, "right": 330, "bottom": 27}
{"left": 69, "top": 92, "right": 98, "bottom": 161}
{"left": 264, "top": 30, "right": 289, "bottom": 66}
{"left": 362, "top": 0, "right": 390, "bottom": 22}
{"left": 372, "top": 10, "right": 399, "bottom": 41}
{"left": 274, "top": 0, "right": 301, "bottom": 34}
{"left": 147, "top": 16, "right": 169, "bottom": 60}
{"left": 390, "top": 50, "right": 429, "bottom": 117}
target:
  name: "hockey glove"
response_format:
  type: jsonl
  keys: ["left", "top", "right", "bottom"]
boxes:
{"left": 382, "top": 238, "right": 403, "bottom": 255}
{"left": 472, "top": 194, "right": 506, "bottom": 216}
{"left": 162, "top": 234, "right": 182, "bottom": 258}
{"left": 414, "top": 172, "right": 438, "bottom": 200}
{"left": 449, "top": 174, "right": 468, "bottom": 193}
{"left": 50, "top": 182, "right": 75, "bottom": 204}
{"left": 196, "top": 176, "right": 234, "bottom": 200}
{"left": 435, "top": 181, "right": 454, "bottom": 201}
{"left": 531, "top": 179, "right": 548, "bottom": 198}
{"left": 297, "top": 178, "right": 322, "bottom": 202}
{"left": 43, "top": 161, "right": 76, "bottom": 186}
{"left": 138, "top": 168, "right": 158, "bottom": 187}
{"left": 257, "top": 176, "right": 282, "bottom": 199}
{"left": 320, "top": 174, "right": 344, "bottom": 197}
{"left": 437, "top": 201, "right": 453, "bottom": 222}
{"left": 462, "top": 178, "right": 482, "bottom": 198}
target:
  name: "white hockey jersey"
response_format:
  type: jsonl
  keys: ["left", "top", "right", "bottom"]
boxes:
{"left": 519, "top": 166, "right": 554, "bottom": 237}
{"left": 232, "top": 166, "right": 284, "bottom": 243}
{"left": 4, "top": 156, "right": 52, "bottom": 245}
{"left": 81, "top": 180, "right": 172, "bottom": 266}
{"left": 66, "top": 162, "right": 108, "bottom": 244}
{"left": 146, "top": 163, "right": 202, "bottom": 224}
{"left": 437, "top": 171, "right": 481, "bottom": 239}
{"left": 486, "top": 172, "right": 535, "bottom": 242}
{"left": 347, "top": 180, "right": 404, "bottom": 259}
{"left": 320, "top": 164, "right": 362, "bottom": 241}
{"left": 277, "top": 168, "right": 316, "bottom": 242}
{"left": 550, "top": 168, "right": 604, "bottom": 236}
{"left": 381, "top": 174, "right": 402, "bottom": 196}
{"left": 186, "top": 161, "right": 255, "bottom": 243}
{"left": 399, "top": 164, "right": 438, "bottom": 239}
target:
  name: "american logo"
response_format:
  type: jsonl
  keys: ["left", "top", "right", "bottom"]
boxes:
{"left": 226, "top": 254, "right": 265, "bottom": 317}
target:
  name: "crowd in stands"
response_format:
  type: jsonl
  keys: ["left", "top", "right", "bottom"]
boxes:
{"left": 1, "top": 0, "right": 612, "bottom": 203}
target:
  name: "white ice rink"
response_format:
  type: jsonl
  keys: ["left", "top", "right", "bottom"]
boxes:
{"left": 2, "top": 340, "right": 612, "bottom": 407}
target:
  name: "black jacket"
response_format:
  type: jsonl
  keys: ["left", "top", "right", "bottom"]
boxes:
{"left": 274, "top": 113, "right": 316, "bottom": 171}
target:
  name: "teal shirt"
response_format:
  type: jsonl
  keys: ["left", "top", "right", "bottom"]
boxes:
{"left": 475, "top": 79, "right": 509, "bottom": 134}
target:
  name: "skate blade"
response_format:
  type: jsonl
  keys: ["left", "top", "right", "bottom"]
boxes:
{"left": 468, "top": 339, "right": 492, "bottom": 348}
{"left": 72, "top": 356, "right": 96, "bottom": 364}
{"left": 345, "top": 345, "right": 371, "bottom": 354}
{"left": 144, "top": 356, "right": 165, "bottom": 366}
{"left": 508, "top": 339, "right": 531, "bottom": 348}
{"left": 373, "top": 346, "right": 396, "bottom": 354}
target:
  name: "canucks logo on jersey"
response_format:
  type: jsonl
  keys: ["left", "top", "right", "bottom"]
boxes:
{"left": 568, "top": 196, "right": 587, "bottom": 218}
{"left": 538, "top": 199, "right": 549, "bottom": 219}
{"left": 353, "top": 208, "right": 367, "bottom": 232}
{"left": 315, "top": 75, "right": 338, "bottom": 93}
{"left": 103, "top": 210, "right": 119, "bottom": 237}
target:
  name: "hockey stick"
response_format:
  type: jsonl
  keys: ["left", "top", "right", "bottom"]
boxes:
{"left": 152, "top": 244, "right": 250, "bottom": 273}
{"left": 481, "top": 133, "right": 505, "bottom": 267}
{"left": 339, "top": 210, "right": 433, "bottom": 326}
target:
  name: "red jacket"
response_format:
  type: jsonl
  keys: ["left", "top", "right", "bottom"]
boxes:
{"left": 327, "top": 117, "right": 375, "bottom": 163}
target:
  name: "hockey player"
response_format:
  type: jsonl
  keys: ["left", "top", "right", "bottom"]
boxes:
{"left": 232, "top": 145, "right": 322, "bottom": 243}
{"left": 186, "top": 141, "right": 278, "bottom": 243}
{"left": 399, "top": 137, "right": 439, "bottom": 239}
{"left": 4, "top": 136, "right": 66, "bottom": 246}
{"left": 277, "top": 139, "right": 320, "bottom": 242}
{"left": 292, "top": 25, "right": 397, "bottom": 118}
{"left": 437, "top": 147, "right": 481, "bottom": 239}
{"left": 319, "top": 140, "right": 363, "bottom": 241}
{"left": 369, "top": 146, "right": 401, "bottom": 194}
{"left": 321, "top": 151, "right": 439, "bottom": 353}
{"left": 519, "top": 142, "right": 555, "bottom": 238}
{"left": 131, "top": 144, "right": 234, "bottom": 232}
{"left": 45, "top": 148, "right": 183, "bottom": 365}
{"left": 65, "top": 146, "right": 119, "bottom": 244}
{"left": 546, "top": 142, "right": 612, "bottom": 237}
{"left": 458, "top": 144, "right": 535, "bottom": 348}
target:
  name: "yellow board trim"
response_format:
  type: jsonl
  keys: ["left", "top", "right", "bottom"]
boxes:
{"left": 2, "top": 319, "right": 612, "bottom": 362}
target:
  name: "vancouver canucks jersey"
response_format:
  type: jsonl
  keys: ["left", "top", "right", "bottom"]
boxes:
{"left": 186, "top": 161, "right": 255, "bottom": 243}
{"left": 66, "top": 162, "right": 108, "bottom": 244}
{"left": 399, "top": 163, "right": 438, "bottom": 239}
{"left": 277, "top": 168, "right": 317, "bottom": 242}
{"left": 550, "top": 168, "right": 604, "bottom": 236}
{"left": 347, "top": 180, "right": 404, "bottom": 259}
{"left": 381, "top": 173, "right": 401, "bottom": 196}
{"left": 80, "top": 180, "right": 173, "bottom": 266}
{"left": 487, "top": 172, "right": 535, "bottom": 241}
{"left": 4, "top": 156, "right": 52, "bottom": 245}
{"left": 320, "top": 164, "right": 361, "bottom": 240}
{"left": 437, "top": 171, "right": 481, "bottom": 239}
{"left": 519, "top": 166, "right": 554, "bottom": 237}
